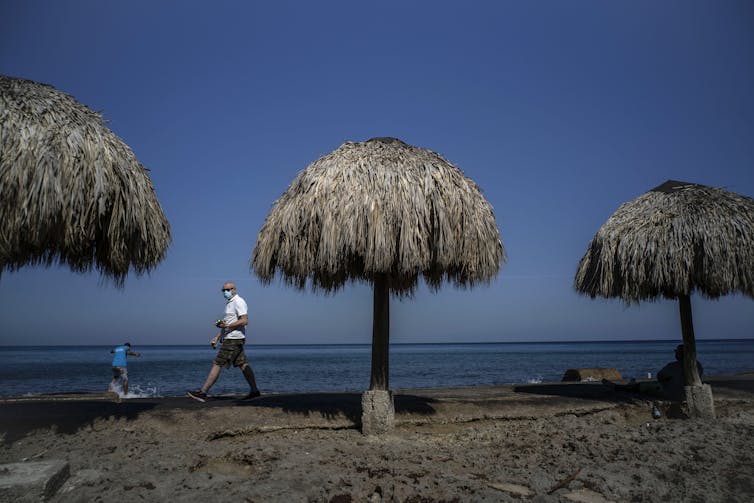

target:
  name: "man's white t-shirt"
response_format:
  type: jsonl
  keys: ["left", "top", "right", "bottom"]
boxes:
{"left": 223, "top": 295, "right": 247, "bottom": 340}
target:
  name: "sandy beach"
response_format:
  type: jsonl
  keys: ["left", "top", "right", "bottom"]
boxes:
{"left": 2, "top": 375, "right": 753, "bottom": 503}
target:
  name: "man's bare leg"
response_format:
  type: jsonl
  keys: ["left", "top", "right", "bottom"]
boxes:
{"left": 240, "top": 363, "right": 259, "bottom": 392}
{"left": 200, "top": 364, "right": 222, "bottom": 393}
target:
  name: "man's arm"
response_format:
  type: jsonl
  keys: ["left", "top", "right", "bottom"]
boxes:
{"left": 211, "top": 330, "right": 222, "bottom": 344}
{"left": 223, "top": 314, "right": 248, "bottom": 330}
{"left": 126, "top": 350, "right": 140, "bottom": 357}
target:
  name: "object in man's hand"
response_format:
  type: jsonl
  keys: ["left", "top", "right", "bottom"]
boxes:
{"left": 215, "top": 319, "right": 224, "bottom": 327}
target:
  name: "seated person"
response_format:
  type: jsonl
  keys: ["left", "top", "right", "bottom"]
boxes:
{"left": 604, "top": 344, "right": 703, "bottom": 401}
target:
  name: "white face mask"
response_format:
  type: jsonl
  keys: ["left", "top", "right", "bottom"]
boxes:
{"left": 223, "top": 290, "right": 233, "bottom": 300}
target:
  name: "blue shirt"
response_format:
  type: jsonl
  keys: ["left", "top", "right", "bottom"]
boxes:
{"left": 112, "top": 346, "right": 130, "bottom": 367}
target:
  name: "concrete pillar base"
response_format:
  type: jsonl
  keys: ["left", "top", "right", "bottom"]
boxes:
{"left": 0, "top": 460, "right": 69, "bottom": 502}
{"left": 361, "top": 390, "right": 395, "bottom": 435}
{"left": 685, "top": 384, "right": 715, "bottom": 419}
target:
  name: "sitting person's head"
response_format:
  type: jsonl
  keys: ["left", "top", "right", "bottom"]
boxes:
{"left": 674, "top": 344, "right": 684, "bottom": 361}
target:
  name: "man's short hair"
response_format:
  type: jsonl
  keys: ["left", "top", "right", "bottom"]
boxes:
{"left": 124, "top": 342, "right": 131, "bottom": 347}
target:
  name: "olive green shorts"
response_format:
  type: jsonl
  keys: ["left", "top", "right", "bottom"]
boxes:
{"left": 112, "top": 366, "right": 128, "bottom": 380}
{"left": 214, "top": 338, "right": 248, "bottom": 368}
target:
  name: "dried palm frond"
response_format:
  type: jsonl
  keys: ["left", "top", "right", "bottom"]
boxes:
{"left": 252, "top": 137, "right": 505, "bottom": 296}
{"left": 575, "top": 180, "right": 754, "bottom": 302}
{"left": 0, "top": 74, "right": 171, "bottom": 285}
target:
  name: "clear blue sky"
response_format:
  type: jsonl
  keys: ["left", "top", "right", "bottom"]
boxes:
{"left": 1, "top": 1, "right": 753, "bottom": 346}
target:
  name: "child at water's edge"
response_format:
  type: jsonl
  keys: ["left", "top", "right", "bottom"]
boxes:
{"left": 110, "top": 343, "right": 141, "bottom": 395}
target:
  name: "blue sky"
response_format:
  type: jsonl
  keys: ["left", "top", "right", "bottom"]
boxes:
{"left": 1, "top": 1, "right": 753, "bottom": 346}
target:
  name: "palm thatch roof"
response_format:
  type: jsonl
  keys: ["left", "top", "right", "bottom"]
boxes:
{"left": 0, "top": 74, "right": 171, "bottom": 285}
{"left": 252, "top": 137, "right": 505, "bottom": 295}
{"left": 575, "top": 180, "right": 754, "bottom": 302}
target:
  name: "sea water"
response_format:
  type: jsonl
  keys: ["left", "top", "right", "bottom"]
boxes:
{"left": 0, "top": 339, "right": 752, "bottom": 398}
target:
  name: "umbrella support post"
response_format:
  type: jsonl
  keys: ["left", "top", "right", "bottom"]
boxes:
{"left": 678, "top": 295, "right": 714, "bottom": 418}
{"left": 685, "top": 384, "right": 715, "bottom": 419}
{"left": 362, "top": 274, "right": 394, "bottom": 434}
{"left": 361, "top": 390, "right": 395, "bottom": 435}
{"left": 678, "top": 295, "right": 703, "bottom": 386}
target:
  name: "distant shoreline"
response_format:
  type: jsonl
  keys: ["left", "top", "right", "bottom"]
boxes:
{"left": 3, "top": 372, "right": 754, "bottom": 401}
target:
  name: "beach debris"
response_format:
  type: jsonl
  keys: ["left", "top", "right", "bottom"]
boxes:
{"left": 488, "top": 481, "right": 534, "bottom": 497}
{"left": 367, "top": 485, "right": 383, "bottom": 502}
{"left": 547, "top": 468, "right": 581, "bottom": 494}
{"left": 21, "top": 449, "right": 48, "bottom": 462}
{"left": 562, "top": 368, "right": 622, "bottom": 382}
{"left": 58, "top": 469, "right": 103, "bottom": 495}
{"left": 563, "top": 488, "right": 616, "bottom": 503}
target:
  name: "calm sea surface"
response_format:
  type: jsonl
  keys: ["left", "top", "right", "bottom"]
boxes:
{"left": 1, "top": 340, "right": 753, "bottom": 398}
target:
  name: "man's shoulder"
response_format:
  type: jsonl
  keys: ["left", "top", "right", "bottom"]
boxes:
{"left": 659, "top": 361, "right": 682, "bottom": 373}
{"left": 228, "top": 295, "right": 249, "bottom": 314}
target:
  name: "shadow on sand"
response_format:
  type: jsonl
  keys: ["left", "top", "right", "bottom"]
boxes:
{"left": 512, "top": 382, "right": 641, "bottom": 404}
{"left": 705, "top": 374, "right": 754, "bottom": 394}
{"left": 0, "top": 392, "right": 439, "bottom": 446}
{"left": 215, "top": 392, "right": 439, "bottom": 423}
{"left": 0, "top": 399, "right": 158, "bottom": 446}
{"left": 515, "top": 374, "right": 754, "bottom": 403}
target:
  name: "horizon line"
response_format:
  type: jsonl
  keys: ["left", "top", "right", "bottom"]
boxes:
{"left": 1, "top": 337, "right": 753, "bottom": 348}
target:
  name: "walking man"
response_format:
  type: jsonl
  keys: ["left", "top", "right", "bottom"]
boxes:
{"left": 187, "top": 282, "right": 261, "bottom": 402}
{"left": 110, "top": 342, "right": 140, "bottom": 395}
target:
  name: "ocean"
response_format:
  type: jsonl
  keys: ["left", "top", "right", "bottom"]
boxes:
{"left": 1, "top": 339, "right": 753, "bottom": 398}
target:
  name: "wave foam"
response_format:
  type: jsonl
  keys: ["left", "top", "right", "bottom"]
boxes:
{"left": 109, "top": 383, "right": 158, "bottom": 399}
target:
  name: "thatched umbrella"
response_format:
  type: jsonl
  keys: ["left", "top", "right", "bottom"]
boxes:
{"left": 253, "top": 137, "right": 505, "bottom": 432}
{"left": 575, "top": 179, "right": 754, "bottom": 417}
{"left": 0, "top": 75, "right": 171, "bottom": 285}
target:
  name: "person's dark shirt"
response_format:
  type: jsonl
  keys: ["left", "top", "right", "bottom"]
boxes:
{"left": 657, "top": 361, "right": 704, "bottom": 401}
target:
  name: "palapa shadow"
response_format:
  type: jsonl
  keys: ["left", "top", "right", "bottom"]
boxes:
{"left": 704, "top": 374, "right": 754, "bottom": 395}
{"left": 0, "top": 399, "right": 157, "bottom": 446}
{"left": 512, "top": 382, "right": 641, "bottom": 404}
{"left": 225, "top": 392, "right": 438, "bottom": 423}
